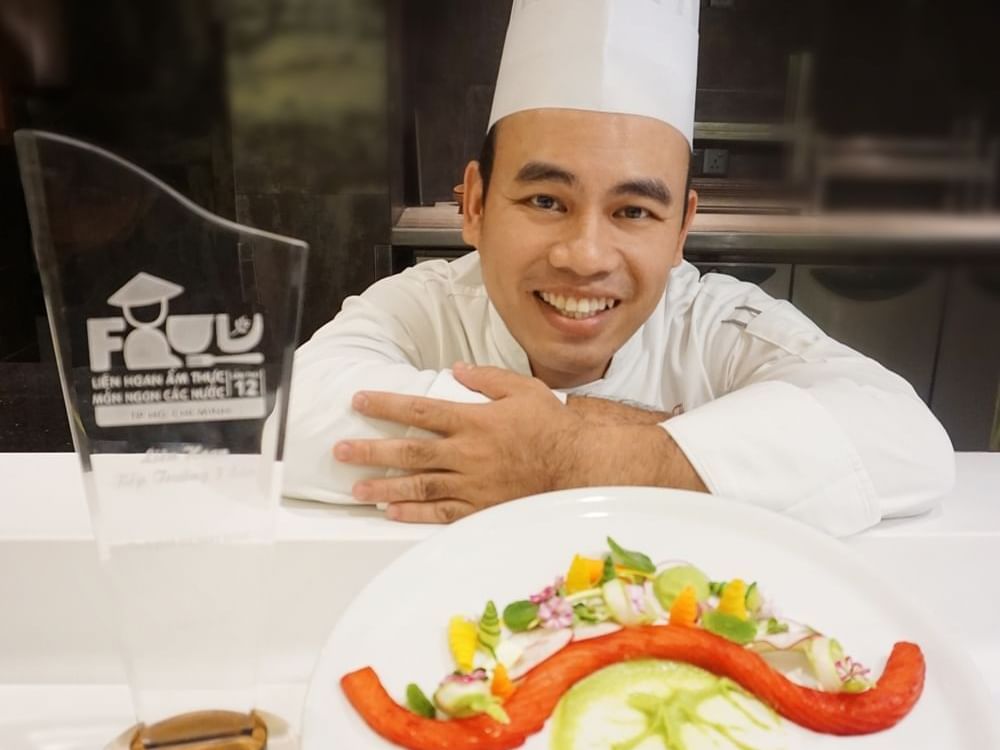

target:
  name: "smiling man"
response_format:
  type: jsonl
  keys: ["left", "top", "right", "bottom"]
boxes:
{"left": 473, "top": 109, "right": 694, "bottom": 391}
{"left": 281, "top": 0, "right": 954, "bottom": 534}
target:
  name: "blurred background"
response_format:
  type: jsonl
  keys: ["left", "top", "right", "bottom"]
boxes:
{"left": 1, "top": 0, "right": 998, "bottom": 451}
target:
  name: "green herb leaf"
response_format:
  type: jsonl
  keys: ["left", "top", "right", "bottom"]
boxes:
{"left": 702, "top": 611, "right": 758, "bottom": 645}
{"left": 766, "top": 617, "right": 789, "bottom": 635}
{"left": 405, "top": 683, "right": 436, "bottom": 718}
{"left": 572, "top": 601, "right": 599, "bottom": 624}
{"left": 600, "top": 555, "right": 617, "bottom": 584}
{"left": 744, "top": 581, "right": 761, "bottom": 612}
{"left": 607, "top": 536, "right": 655, "bottom": 574}
{"left": 708, "top": 581, "right": 725, "bottom": 597}
{"left": 502, "top": 600, "right": 539, "bottom": 632}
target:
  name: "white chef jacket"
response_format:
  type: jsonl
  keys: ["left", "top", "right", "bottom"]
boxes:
{"left": 282, "top": 253, "right": 954, "bottom": 536}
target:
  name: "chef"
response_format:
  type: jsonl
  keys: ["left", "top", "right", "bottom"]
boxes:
{"left": 280, "top": 0, "right": 954, "bottom": 535}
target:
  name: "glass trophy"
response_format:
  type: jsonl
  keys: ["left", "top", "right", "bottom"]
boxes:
{"left": 15, "top": 130, "right": 308, "bottom": 749}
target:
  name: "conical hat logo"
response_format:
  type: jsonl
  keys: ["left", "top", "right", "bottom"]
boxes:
{"left": 105, "top": 273, "right": 184, "bottom": 369}
{"left": 107, "top": 272, "right": 183, "bottom": 309}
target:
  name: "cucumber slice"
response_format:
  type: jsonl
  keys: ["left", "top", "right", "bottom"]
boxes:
{"left": 653, "top": 564, "right": 711, "bottom": 610}
{"left": 550, "top": 660, "right": 784, "bottom": 750}
{"left": 745, "top": 582, "right": 763, "bottom": 615}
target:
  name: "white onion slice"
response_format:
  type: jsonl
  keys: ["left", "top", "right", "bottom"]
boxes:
{"left": 502, "top": 628, "right": 573, "bottom": 680}
{"left": 572, "top": 622, "right": 622, "bottom": 641}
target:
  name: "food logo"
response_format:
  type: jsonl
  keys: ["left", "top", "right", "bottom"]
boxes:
{"left": 87, "top": 272, "right": 263, "bottom": 372}
{"left": 86, "top": 273, "right": 266, "bottom": 427}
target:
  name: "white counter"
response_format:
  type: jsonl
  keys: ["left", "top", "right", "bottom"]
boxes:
{"left": 1, "top": 452, "right": 997, "bottom": 749}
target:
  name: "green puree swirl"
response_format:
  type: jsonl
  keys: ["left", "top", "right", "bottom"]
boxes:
{"left": 550, "top": 660, "right": 784, "bottom": 750}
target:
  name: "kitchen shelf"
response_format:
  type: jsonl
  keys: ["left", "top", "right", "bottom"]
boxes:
{"left": 693, "top": 121, "right": 798, "bottom": 143}
{"left": 392, "top": 205, "right": 1000, "bottom": 257}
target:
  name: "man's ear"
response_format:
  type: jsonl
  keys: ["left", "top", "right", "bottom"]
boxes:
{"left": 672, "top": 188, "right": 698, "bottom": 268}
{"left": 461, "top": 160, "right": 485, "bottom": 249}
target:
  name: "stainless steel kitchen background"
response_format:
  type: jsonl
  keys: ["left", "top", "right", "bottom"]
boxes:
{"left": 1, "top": 0, "right": 998, "bottom": 451}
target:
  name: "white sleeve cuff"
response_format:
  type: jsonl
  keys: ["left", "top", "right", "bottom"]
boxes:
{"left": 401, "top": 370, "right": 490, "bottom": 442}
{"left": 660, "top": 380, "right": 880, "bottom": 536}
{"left": 423, "top": 370, "right": 493, "bottom": 405}
{"left": 422, "top": 370, "right": 569, "bottom": 403}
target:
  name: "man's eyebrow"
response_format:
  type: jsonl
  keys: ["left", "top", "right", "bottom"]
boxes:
{"left": 514, "top": 161, "right": 577, "bottom": 186}
{"left": 611, "top": 178, "right": 672, "bottom": 206}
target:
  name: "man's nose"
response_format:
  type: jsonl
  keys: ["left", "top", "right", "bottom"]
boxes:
{"left": 548, "top": 210, "right": 619, "bottom": 277}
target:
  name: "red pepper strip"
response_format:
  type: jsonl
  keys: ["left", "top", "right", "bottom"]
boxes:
{"left": 622, "top": 626, "right": 926, "bottom": 735}
{"left": 340, "top": 625, "right": 925, "bottom": 750}
{"left": 341, "top": 667, "right": 524, "bottom": 750}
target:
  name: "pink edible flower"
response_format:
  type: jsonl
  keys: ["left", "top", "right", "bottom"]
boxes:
{"left": 445, "top": 668, "right": 488, "bottom": 684}
{"left": 538, "top": 596, "right": 574, "bottom": 629}
{"left": 530, "top": 577, "right": 565, "bottom": 605}
{"left": 835, "top": 656, "right": 872, "bottom": 682}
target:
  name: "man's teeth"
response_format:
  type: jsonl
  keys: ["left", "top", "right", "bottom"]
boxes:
{"left": 539, "top": 291, "right": 617, "bottom": 319}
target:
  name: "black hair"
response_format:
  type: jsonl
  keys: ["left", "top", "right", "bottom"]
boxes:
{"left": 478, "top": 123, "right": 498, "bottom": 202}
{"left": 477, "top": 123, "right": 694, "bottom": 217}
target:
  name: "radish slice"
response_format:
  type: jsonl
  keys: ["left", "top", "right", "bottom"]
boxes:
{"left": 601, "top": 579, "right": 658, "bottom": 626}
{"left": 643, "top": 580, "right": 668, "bottom": 621}
{"left": 501, "top": 628, "right": 573, "bottom": 680}
{"left": 572, "top": 622, "right": 622, "bottom": 641}
{"left": 805, "top": 636, "right": 844, "bottom": 692}
{"left": 750, "top": 620, "right": 819, "bottom": 652}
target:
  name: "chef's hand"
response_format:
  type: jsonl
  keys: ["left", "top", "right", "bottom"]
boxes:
{"left": 333, "top": 363, "right": 707, "bottom": 523}
{"left": 333, "top": 363, "right": 587, "bottom": 523}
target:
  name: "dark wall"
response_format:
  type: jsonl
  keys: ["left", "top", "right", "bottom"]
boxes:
{"left": 812, "top": 0, "right": 1000, "bottom": 136}
{"left": 3, "top": 0, "right": 997, "bottom": 362}
{"left": 696, "top": 0, "right": 812, "bottom": 124}
{"left": 223, "top": 0, "right": 390, "bottom": 341}
{"left": 396, "top": 0, "right": 999, "bottom": 204}
{"left": 398, "top": 0, "right": 813, "bottom": 204}
{"left": 1, "top": 1, "right": 236, "bottom": 362}
{"left": 0, "top": 147, "right": 38, "bottom": 361}
{"left": 0, "top": 0, "right": 390, "bottom": 363}
{"left": 399, "top": 0, "right": 510, "bottom": 206}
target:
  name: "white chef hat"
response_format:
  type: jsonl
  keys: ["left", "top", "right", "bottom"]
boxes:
{"left": 488, "top": 0, "right": 700, "bottom": 146}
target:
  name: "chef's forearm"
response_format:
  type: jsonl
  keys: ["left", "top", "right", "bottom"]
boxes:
{"left": 564, "top": 421, "right": 708, "bottom": 493}
{"left": 566, "top": 394, "right": 670, "bottom": 425}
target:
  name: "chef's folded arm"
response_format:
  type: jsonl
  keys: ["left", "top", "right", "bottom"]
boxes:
{"left": 278, "top": 281, "right": 491, "bottom": 505}
{"left": 279, "top": 264, "right": 954, "bottom": 534}
{"left": 278, "top": 266, "right": 702, "bottom": 508}
{"left": 660, "top": 293, "right": 955, "bottom": 537}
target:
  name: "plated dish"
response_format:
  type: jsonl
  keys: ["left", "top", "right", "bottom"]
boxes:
{"left": 302, "top": 487, "right": 998, "bottom": 749}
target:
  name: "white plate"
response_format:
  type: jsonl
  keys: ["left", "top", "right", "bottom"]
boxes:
{"left": 301, "top": 487, "right": 999, "bottom": 749}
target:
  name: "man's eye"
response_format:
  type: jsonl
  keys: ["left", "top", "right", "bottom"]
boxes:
{"left": 617, "top": 206, "right": 651, "bottom": 220}
{"left": 529, "top": 195, "right": 562, "bottom": 211}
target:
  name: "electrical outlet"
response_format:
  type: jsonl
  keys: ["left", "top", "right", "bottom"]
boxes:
{"left": 703, "top": 148, "right": 729, "bottom": 177}
{"left": 691, "top": 148, "right": 704, "bottom": 176}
